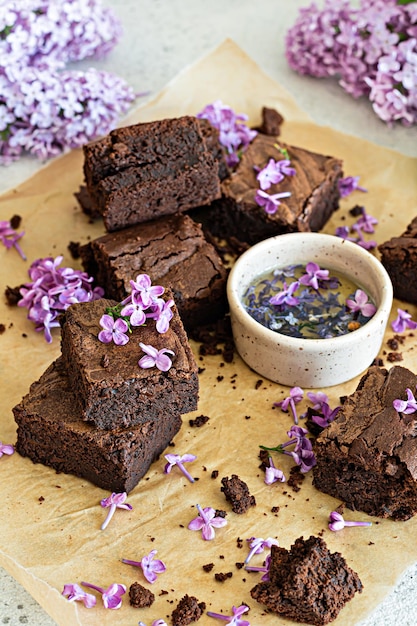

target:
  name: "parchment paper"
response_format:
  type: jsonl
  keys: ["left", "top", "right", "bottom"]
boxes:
{"left": 1, "top": 39, "right": 417, "bottom": 626}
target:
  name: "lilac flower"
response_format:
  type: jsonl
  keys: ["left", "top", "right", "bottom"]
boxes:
{"left": 138, "top": 342, "right": 175, "bottom": 372}
{"left": 254, "top": 189, "right": 291, "bottom": 215}
{"left": 129, "top": 274, "right": 165, "bottom": 309}
{"left": 299, "top": 262, "right": 330, "bottom": 290}
{"left": 261, "top": 425, "right": 316, "bottom": 473}
{"left": 269, "top": 281, "right": 300, "bottom": 307}
{"left": 188, "top": 504, "right": 227, "bottom": 541}
{"left": 328, "top": 511, "right": 372, "bottom": 532}
{"left": 100, "top": 492, "right": 132, "bottom": 530}
{"left": 17, "top": 256, "right": 103, "bottom": 342}
{"left": 306, "top": 391, "right": 329, "bottom": 410}
{"left": 62, "top": 583, "right": 96, "bottom": 608}
{"left": 354, "top": 207, "right": 378, "bottom": 233}
{"left": 393, "top": 387, "right": 417, "bottom": 414}
{"left": 197, "top": 100, "right": 257, "bottom": 167}
{"left": 264, "top": 456, "right": 286, "bottom": 485}
{"left": 311, "top": 402, "right": 341, "bottom": 428}
{"left": 122, "top": 550, "right": 166, "bottom": 584}
{"left": 346, "top": 289, "right": 376, "bottom": 318}
{"left": 0, "top": 219, "right": 26, "bottom": 259}
{"left": 148, "top": 298, "right": 174, "bottom": 334}
{"left": 391, "top": 308, "right": 417, "bottom": 333}
{"left": 139, "top": 622, "right": 168, "bottom": 626}
{"left": 164, "top": 453, "right": 196, "bottom": 483}
{"left": 98, "top": 314, "right": 129, "bottom": 346}
{"left": 80, "top": 582, "right": 126, "bottom": 609}
{"left": 245, "top": 537, "right": 279, "bottom": 564}
{"left": 338, "top": 176, "right": 368, "bottom": 198}
{"left": 0, "top": 442, "right": 15, "bottom": 458}
{"left": 207, "top": 604, "right": 250, "bottom": 625}
{"left": 274, "top": 386, "right": 304, "bottom": 424}
{"left": 256, "top": 158, "right": 285, "bottom": 189}
{"left": 245, "top": 554, "right": 271, "bottom": 581}
{"left": 120, "top": 293, "right": 146, "bottom": 327}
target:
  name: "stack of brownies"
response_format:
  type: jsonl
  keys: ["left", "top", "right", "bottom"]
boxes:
{"left": 13, "top": 295, "right": 199, "bottom": 493}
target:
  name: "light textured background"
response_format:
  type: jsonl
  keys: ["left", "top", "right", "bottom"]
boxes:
{"left": 1, "top": 1, "right": 416, "bottom": 624}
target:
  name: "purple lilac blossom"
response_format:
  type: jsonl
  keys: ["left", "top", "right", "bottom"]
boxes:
{"left": 299, "top": 262, "right": 330, "bottom": 290}
{"left": 196, "top": 100, "right": 257, "bottom": 167}
{"left": 245, "top": 537, "right": 279, "bottom": 564}
{"left": 264, "top": 456, "right": 286, "bottom": 485}
{"left": 393, "top": 387, "right": 417, "bottom": 414}
{"left": 62, "top": 583, "right": 96, "bottom": 608}
{"left": 187, "top": 504, "right": 227, "bottom": 541}
{"left": 274, "top": 387, "right": 304, "bottom": 424}
{"left": 138, "top": 342, "right": 175, "bottom": 372}
{"left": 164, "top": 453, "right": 196, "bottom": 483}
{"left": 338, "top": 176, "right": 368, "bottom": 197}
{"left": 17, "top": 255, "right": 103, "bottom": 342}
{"left": 391, "top": 308, "right": 417, "bottom": 333}
{"left": 207, "top": 604, "right": 250, "bottom": 626}
{"left": 345, "top": 289, "right": 377, "bottom": 317}
{"left": 269, "top": 280, "right": 300, "bottom": 307}
{"left": 328, "top": 510, "right": 372, "bottom": 532}
{"left": 0, "top": 219, "right": 26, "bottom": 259}
{"left": 311, "top": 402, "right": 341, "bottom": 428}
{"left": 0, "top": 442, "right": 15, "bottom": 457}
{"left": 100, "top": 492, "right": 132, "bottom": 531}
{"left": 98, "top": 314, "right": 129, "bottom": 346}
{"left": 80, "top": 582, "right": 126, "bottom": 609}
{"left": 254, "top": 189, "right": 291, "bottom": 215}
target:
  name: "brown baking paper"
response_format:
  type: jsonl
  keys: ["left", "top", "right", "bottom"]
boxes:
{"left": 1, "top": 39, "right": 417, "bottom": 626}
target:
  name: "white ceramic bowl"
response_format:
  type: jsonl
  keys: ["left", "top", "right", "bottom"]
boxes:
{"left": 227, "top": 233, "right": 393, "bottom": 388}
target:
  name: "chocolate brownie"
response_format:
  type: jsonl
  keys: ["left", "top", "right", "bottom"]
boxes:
{"left": 79, "top": 214, "right": 228, "bottom": 330}
{"left": 251, "top": 536, "right": 362, "bottom": 625}
{"left": 220, "top": 474, "right": 256, "bottom": 514}
{"left": 129, "top": 582, "right": 155, "bottom": 608}
{"left": 13, "top": 358, "right": 182, "bottom": 493}
{"left": 313, "top": 365, "right": 417, "bottom": 520}
{"left": 82, "top": 116, "right": 222, "bottom": 231}
{"left": 60, "top": 297, "right": 199, "bottom": 429}
{"left": 379, "top": 216, "right": 417, "bottom": 304}
{"left": 199, "top": 134, "right": 343, "bottom": 245}
{"left": 254, "top": 106, "right": 284, "bottom": 136}
{"left": 171, "top": 594, "right": 206, "bottom": 626}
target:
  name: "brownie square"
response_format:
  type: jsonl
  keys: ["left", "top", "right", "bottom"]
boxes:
{"left": 13, "top": 358, "right": 182, "bottom": 493}
{"left": 313, "top": 365, "right": 417, "bottom": 520}
{"left": 197, "top": 133, "right": 343, "bottom": 245}
{"left": 79, "top": 214, "right": 228, "bottom": 330}
{"left": 379, "top": 216, "right": 417, "bottom": 304}
{"left": 60, "top": 297, "right": 199, "bottom": 429}
{"left": 251, "top": 536, "right": 362, "bottom": 625}
{"left": 82, "top": 116, "right": 222, "bottom": 231}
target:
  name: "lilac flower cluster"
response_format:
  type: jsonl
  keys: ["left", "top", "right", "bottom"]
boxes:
{"left": 1, "top": 1, "right": 135, "bottom": 164}
{"left": 196, "top": 100, "right": 257, "bottom": 167}
{"left": 285, "top": 0, "right": 417, "bottom": 126}
{"left": 18, "top": 255, "right": 104, "bottom": 342}
{"left": 261, "top": 425, "right": 316, "bottom": 473}
{"left": 335, "top": 205, "right": 378, "bottom": 251}
{"left": 0, "top": 218, "right": 26, "bottom": 259}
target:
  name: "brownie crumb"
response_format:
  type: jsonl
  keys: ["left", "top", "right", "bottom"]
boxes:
{"left": 387, "top": 352, "right": 403, "bottom": 362}
{"left": 235, "top": 562, "right": 245, "bottom": 569}
{"left": 387, "top": 337, "right": 399, "bottom": 350}
{"left": 255, "top": 379, "right": 263, "bottom": 389}
{"left": 271, "top": 506, "right": 280, "bottom": 513}
{"left": 221, "top": 475, "right": 256, "bottom": 514}
{"left": 288, "top": 466, "right": 305, "bottom": 492}
{"left": 215, "top": 509, "right": 227, "bottom": 518}
{"left": 10, "top": 214, "right": 22, "bottom": 229}
{"left": 189, "top": 414, "right": 210, "bottom": 427}
{"left": 0, "top": 323, "right": 5, "bottom": 334}
{"left": 67, "top": 241, "right": 81, "bottom": 260}
{"left": 349, "top": 204, "right": 364, "bottom": 217}
{"left": 211, "top": 470, "right": 219, "bottom": 479}
{"left": 372, "top": 357, "right": 384, "bottom": 367}
{"left": 171, "top": 594, "right": 206, "bottom": 625}
{"left": 129, "top": 582, "right": 155, "bottom": 608}
{"left": 214, "top": 571, "right": 233, "bottom": 582}
{"left": 4, "top": 285, "right": 22, "bottom": 306}
{"left": 202, "top": 563, "right": 214, "bottom": 572}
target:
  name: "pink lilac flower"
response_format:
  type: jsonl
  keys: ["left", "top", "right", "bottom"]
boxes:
{"left": 188, "top": 504, "right": 227, "bottom": 541}
{"left": 254, "top": 189, "right": 291, "bottom": 215}
{"left": 311, "top": 402, "right": 341, "bottom": 428}
{"left": 245, "top": 537, "right": 279, "bottom": 564}
{"left": 129, "top": 273, "right": 165, "bottom": 309}
{"left": 338, "top": 176, "right": 368, "bottom": 198}
{"left": 0, "top": 442, "right": 14, "bottom": 458}
{"left": 100, "top": 492, "right": 132, "bottom": 530}
{"left": 306, "top": 390, "right": 329, "bottom": 410}
{"left": 196, "top": 100, "right": 257, "bottom": 167}
{"left": 62, "top": 583, "right": 96, "bottom": 608}
{"left": 164, "top": 453, "right": 196, "bottom": 483}
{"left": 207, "top": 604, "right": 250, "bottom": 625}
{"left": 391, "top": 308, "right": 417, "bottom": 333}
{"left": 269, "top": 281, "right": 300, "bottom": 307}
{"left": 261, "top": 425, "right": 316, "bottom": 473}
{"left": 354, "top": 207, "right": 378, "bottom": 233}
{"left": 299, "top": 262, "right": 330, "bottom": 290}
{"left": 145, "top": 298, "right": 175, "bottom": 334}
{"left": 80, "top": 582, "right": 126, "bottom": 609}
{"left": 346, "top": 289, "right": 376, "bottom": 317}
{"left": 264, "top": 456, "right": 286, "bottom": 485}
{"left": 328, "top": 511, "right": 372, "bottom": 532}
{"left": 245, "top": 554, "right": 271, "bottom": 581}
{"left": 274, "top": 387, "right": 304, "bottom": 424}
{"left": 120, "top": 292, "right": 146, "bottom": 327}
{"left": 0, "top": 219, "right": 26, "bottom": 259}
{"left": 122, "top": 550, "right": 166, "bottom": 584}
{"left": 393, "top": 387, "right": 417, "bottom": 414}
{"left": 138, "top": 342, "right": 175, "bottom": 372}
{"left": 256, "top": 158, "right": 295, "bottom": 190}
{"left": 98, "top": 314, "right": 129, "bottom": 346}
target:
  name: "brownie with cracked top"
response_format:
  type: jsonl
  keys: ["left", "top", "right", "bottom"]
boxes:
{"left": 379, "top": 216, "right": 417, "bottom": 304}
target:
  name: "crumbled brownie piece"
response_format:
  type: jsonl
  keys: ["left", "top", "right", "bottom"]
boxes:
{"left": 214, "top": 571, "right": 233, "bottom": 582}
{"left": 4, "top": 285, "right": 22, "bottom": 306}
{"left": 171, "top": 594, "right": 206, "bottom": 625}
{"left": 202, "top": 563, "right": 214, "bottom": 572}
{"left": 387, "top": 352, "right": 403, "bottom": 362}
{"left": 287, "top": 466, "right": 305, "bottom": 492}
{"left": 189, "top": 414, "right": 210, "bottom": 427}
{"left": 10, "top": 214, "right": 22, "bottom": 229}
{"left": 129, "top": 582, "right": 155, "bottom": 608}
{"left": 0, "top": 323, "right": 5, "bottom": 334}
{"left": 254, "top": 106, "right": 284, "bottom": 136}
{"left": 67, "top": 241, "right": 81, "bottom": 260}
{"left": 220, "top": 474, "right": 256, "bottom": 513}
{"left": 251, "top": 536, "right": 362, "bottom": 625}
